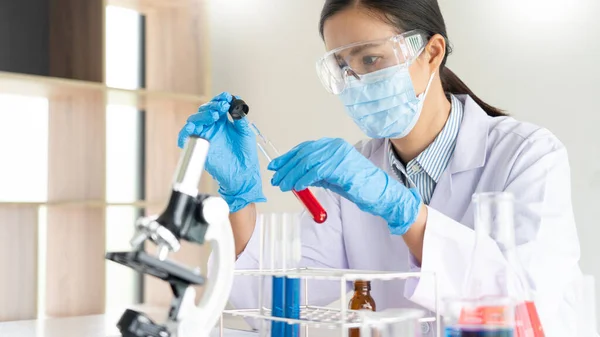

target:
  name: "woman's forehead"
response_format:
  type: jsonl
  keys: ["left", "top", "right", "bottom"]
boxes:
{"left": 322, "top": 7, "right": 398, "bottom": 51}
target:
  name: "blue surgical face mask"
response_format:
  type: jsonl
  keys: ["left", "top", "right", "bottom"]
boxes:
{"left": 339, "top": 65, "right": 435, "bottom": 139}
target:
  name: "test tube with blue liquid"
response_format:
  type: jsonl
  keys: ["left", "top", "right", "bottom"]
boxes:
{"left": 270, "top": 214, "right": 286, "bottom": 337}
{"left": 261, "top": 213, "right": 302, "bottom": 337}
{"left": 283, "top": 214, "right": 301, "bottom": 337}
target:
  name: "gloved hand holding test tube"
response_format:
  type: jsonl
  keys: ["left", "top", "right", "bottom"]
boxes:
{"left": 228, "top": 98, "right": 328, "bottom": 224}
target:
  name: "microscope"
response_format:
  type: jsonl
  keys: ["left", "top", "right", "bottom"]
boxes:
{"left": 106, "top": 136, "right": 235, "bottom": 337}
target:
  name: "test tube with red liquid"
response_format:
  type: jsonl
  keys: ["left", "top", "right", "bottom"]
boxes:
{"left": 229, "top": 97, "right": 328, "bottom": 224}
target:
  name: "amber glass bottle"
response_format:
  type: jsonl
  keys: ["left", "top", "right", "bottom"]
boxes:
{"left": 348, "top": 280, "right": 376, "bottom": 337}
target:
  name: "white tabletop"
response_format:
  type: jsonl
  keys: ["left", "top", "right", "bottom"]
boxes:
{"left": 0, "top": 308, "right": 257, "bottom": 337}
{"left": 0, "top": 304, "right": 348, "bottom": 337}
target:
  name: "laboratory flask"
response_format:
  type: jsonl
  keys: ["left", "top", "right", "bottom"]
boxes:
{"left": 349, "top": 280, "right": 377, "bottom": 337}
{"left": 461, "top": 192, "right": 544, "bottom": 337}
{"left": 443, "top": 297, "right": 515, "bottom": 337}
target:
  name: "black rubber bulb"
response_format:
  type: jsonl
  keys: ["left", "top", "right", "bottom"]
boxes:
{"left": 228, "top": 97, "right": 249, "bottom": 120}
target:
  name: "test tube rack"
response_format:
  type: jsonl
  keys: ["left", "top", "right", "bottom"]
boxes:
{"left": 219, "top": 267, "right": 442, "bottom": 337}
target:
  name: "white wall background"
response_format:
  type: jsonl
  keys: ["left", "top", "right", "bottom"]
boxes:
{"left": 210, "top": 0, "right": 600, "bottom": 320}
{"left": 209, "top": 0, "right": 362, "bottom": 213}
{"left": 439, "top": 0, "right": 600, "bottom": 317}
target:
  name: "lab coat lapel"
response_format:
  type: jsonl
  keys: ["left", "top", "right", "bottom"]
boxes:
{"left": 429, "top": 95, "right": 491, "bottom": 216}
{"left": 448, "top": 96, "right": 490, "bottom": 174}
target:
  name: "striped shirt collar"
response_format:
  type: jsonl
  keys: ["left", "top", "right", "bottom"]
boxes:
{"left": 388, "top": 94, "right": 464, "bottom": 184}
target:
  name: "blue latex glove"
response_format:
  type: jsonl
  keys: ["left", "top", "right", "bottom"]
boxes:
{"left": 177, "top": 92, "right": 266, "bottom": 213}
{"left": 267, "top": 138, "right": 422, "bottom": 235}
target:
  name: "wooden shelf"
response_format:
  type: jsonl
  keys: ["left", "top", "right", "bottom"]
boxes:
{"left": 106, "top": 0, "right": 202, "bottom": 12}
{"left": 0, "top": 0, "right": 212, "bottom": 321}
{"left": 0, "top": 71, "right": 208, "bottom": 110}
{"left": 0, "top": 200, "right": 165, "bottom": 208}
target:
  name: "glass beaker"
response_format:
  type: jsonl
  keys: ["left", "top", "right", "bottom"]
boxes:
{"left": 443, "top": 297, "right": 515, "bottom": 337}
{"left": 462, "top": 192, "right": 544, "bottom": 337}
{"left": 358, "top": 308, "right": 425, "bottom": 337}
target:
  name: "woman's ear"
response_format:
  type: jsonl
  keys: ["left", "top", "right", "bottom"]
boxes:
{"left": 422, "top": 34, "right": 446, "bottom": 72}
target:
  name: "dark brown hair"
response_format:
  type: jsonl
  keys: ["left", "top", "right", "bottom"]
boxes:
{"left": 319, "top": 0, "right": 505, "bottom": 117}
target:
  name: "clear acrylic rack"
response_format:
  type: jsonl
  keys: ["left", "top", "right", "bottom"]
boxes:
{"left": 219, "top": 267, "right": 441, "bottom": 337}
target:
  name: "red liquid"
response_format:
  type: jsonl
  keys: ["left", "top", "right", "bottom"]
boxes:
{"left": 515, "top": 301, "right": 544, "bottom": 337}
{"left": 292, "top": 189, "right": 328, "bottom": 224}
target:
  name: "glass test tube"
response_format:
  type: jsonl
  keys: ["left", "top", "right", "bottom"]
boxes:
{"left": 283, "top": 213, "right": 301, "bottom": 337}
{"left": 261, "top": 213, "right": 302, "bottom": 337}
{"left": 269, "top": 215, "right": 285, "bottom": 337}
{"left": 249, "top": 123, "right": 328, "bottom": 224}
{"left": 228, "top": 97, "right": 328, "bottom": 224}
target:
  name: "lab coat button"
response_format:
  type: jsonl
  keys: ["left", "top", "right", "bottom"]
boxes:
{"left": 420, "top": 322, "right": 431, "bottom": 334}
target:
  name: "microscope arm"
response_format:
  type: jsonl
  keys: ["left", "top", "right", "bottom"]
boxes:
{"left": 178, "top": 196, "right": 235, "bottom": 337}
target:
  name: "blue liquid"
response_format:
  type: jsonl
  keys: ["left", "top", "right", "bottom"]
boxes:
{"left": 445, "top": 326, "right": 514, "bottom": 337}
{"left": 271, "top": 276, "right": 285, "bottom": 337}
{"left": 284, "top": 277, "right": 300, "bottom": 337}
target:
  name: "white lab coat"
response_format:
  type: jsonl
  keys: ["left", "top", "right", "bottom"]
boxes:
{"left": 220, "top": 95, "right": 582, "bottom": 336}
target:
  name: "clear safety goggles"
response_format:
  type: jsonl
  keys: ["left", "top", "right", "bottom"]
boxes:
{"left": 316, "top": 30, "right": 430, "bottom": 95}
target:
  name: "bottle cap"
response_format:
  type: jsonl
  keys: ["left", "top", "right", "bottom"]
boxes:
{"left": 354, "top": 280, "right": 371, "bottom": 290}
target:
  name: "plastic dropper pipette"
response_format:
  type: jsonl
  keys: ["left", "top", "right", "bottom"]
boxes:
{"left": 228, "top": 97, "right": 328, "bottom": 224}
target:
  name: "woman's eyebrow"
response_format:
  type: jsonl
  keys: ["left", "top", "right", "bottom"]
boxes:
{"left": 349, "top": 43, "right": 378, "bottom": 56}
{"left": 335, "top": 43, "right": 379, "bottom": 60}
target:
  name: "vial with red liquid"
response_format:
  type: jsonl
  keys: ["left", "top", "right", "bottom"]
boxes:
{"left": 229, "top": 97, "right": 328, "bottom": 223}
{"left": 459, "top": 192, "right": 544, "bottom": 337}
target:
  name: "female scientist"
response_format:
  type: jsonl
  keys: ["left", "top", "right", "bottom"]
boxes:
{"left": 178, "top": 0, "right": 581, "bottom": 334}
